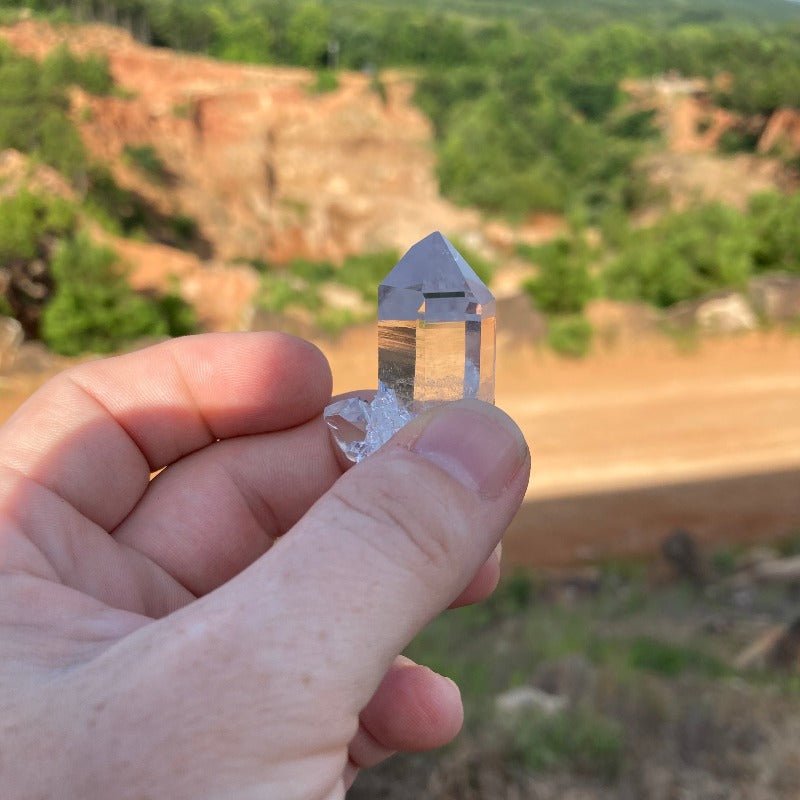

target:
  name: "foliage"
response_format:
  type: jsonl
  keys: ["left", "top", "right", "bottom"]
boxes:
{"left": 310, "top": 69, "right": 339, "bottom": 94}
{"left": 41, "top": 233, "right": 196, "bottom": 355}
{"left": 547, "top": 315, "right": 594, "bottom": 359}
{"left": 603, "top": 203, "right": 756, "bottom": 307}
{"left": 257, "top": 250, "right": 397, "bottom": 332}
{"left": 747, "top": 192, "right": 800, "bottom": 275}
{"left": 524, "top": 236, "right": 594, "bottom": 315}
{"left": 717, "top": 128, "right": 761, "bottom": 154}
{"left": 627, "top": 636, "right": 729, "bottom": 678}
{"left": 4, "top": 0, "right": 800, "bottom": 223}
{"left": 0, "top": 42, "right": 115, "bottom": 183}
{"left": 41, "top": 44, "right": 113, "bottom": 96}
{"left": 510, "top": 709, "right": 624, "bottom": 782}
{"left": 123, "top": 144, "right": 171, "bottom": 184}
{"left": 0, "top": 191, "right": 76, "bottom": 262}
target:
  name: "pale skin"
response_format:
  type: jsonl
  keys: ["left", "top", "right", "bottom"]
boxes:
{"left": 0, "top": 332, "right": 530, "bottom": 800}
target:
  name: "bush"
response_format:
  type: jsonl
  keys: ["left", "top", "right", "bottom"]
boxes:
{"left": 41, "top": 44, "right": 113, "bottom": 96}
{"left": 524, "top": 236, "right": 594, "bottom": 315}
{"left": 41, "top": 234, "right": 195, "bottom": 355}
{"left": 747, "top": 192, "right": 800, "bottom": 274}
{"left": 42, "top": 235, "right": 166, "bottom": 354}
{"left": 337, "top": 250, "right": 399, "bottom": 299}
{"left": 547, "top": 315, "right": 594, "bottom": 358}
{"left": 123, "top": 144, "right": 171, "bottom": 184}
{"left": 0, "top": 191, "right": 77, "bottom": 262}
{"left": 0, "top": 43, "right": 115, "bottom": 183}
{"left": 310, "top": 70, "right": 339, "bottom": 94}
{"left": 603, "top": 203, "right": 755, "bottom": 307}
{"left": 718, "top": 128, "right": 761, "bottom": 154}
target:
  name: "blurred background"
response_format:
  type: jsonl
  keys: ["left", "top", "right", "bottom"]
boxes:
{"left": 0, "top": 0, "right": 799, "bottom": 796}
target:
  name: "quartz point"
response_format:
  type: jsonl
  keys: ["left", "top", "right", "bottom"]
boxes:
{"left": 325, "top": 231, "right": 496, "bottom": 463}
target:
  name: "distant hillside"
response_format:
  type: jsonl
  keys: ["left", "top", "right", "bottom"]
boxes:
{"left": 328, "top": 0, "right": 800, "bottom": 25}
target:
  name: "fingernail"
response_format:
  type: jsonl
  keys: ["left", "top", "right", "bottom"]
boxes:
{"left": 410, "top": 401, "right": 528, "bottom": 498}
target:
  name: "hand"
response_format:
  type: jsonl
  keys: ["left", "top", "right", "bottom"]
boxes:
{"left": 0, "top": 332, "right": 530, "bottom": 800}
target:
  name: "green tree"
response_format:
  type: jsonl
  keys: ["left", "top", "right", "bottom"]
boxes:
{"left": 41, "top": 234, "right": 169, "bottom": 355}
{"left": 603, "top": 204, "right": 756, "bottom": 307}
{"left": 286, "top": 3, "right": 330, "bottom": 67}
{"left": 524, "top": 236, "right": 594, "bottom": 315}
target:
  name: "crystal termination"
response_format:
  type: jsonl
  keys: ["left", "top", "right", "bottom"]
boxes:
{"left": 324, "top": 231, "right": 496, "bottom": 462}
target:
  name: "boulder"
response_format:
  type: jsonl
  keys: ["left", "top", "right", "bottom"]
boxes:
{"left": 666, "top": 291, "right": 757, "bottom": 334}
{"left": 748, "top": 274, "right": 800, "bottom": 323}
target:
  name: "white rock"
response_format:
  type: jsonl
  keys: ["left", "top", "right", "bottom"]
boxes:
{"left": 495, "top": 686, "right": 567, "bottom": 716}
{"left": 695, "top": 293, "right": 757, "bottom": 333}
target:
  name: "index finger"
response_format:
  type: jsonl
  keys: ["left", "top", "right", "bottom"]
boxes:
{"left": 0, "top": 333, "right": 332, "bottom": 531}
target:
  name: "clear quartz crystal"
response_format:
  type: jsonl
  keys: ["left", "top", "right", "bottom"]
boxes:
{"left": 324, "top": 231, "right": 496, "bottom": 463}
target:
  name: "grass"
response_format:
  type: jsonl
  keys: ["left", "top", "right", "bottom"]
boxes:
{"left": 353, "top": 561, "right": 800, "bottom": 798}
{"left": 256, "top": 250, "right": 398, "bottom": 333}
{"left": 626, "top": 636, "right": 730, "bottom": 678}
{"left": 510, "top": 709, "right": 624, "bottom": 782}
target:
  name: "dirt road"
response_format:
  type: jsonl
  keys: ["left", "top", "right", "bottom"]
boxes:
{"left": 323, "top": 328, "right": 800, "bottom": 566}
{"left": 2, "top": 329, "right": 799, "bottom": 567}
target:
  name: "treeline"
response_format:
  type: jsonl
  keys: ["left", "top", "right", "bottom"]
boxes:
{"left": 3, "top": 0, "right": 799, "bottom": 222}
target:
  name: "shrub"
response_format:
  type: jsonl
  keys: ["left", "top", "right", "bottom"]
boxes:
{"left": 41, "top": 234, "right": 195, "bottom": 355}
{"left": 547, "top": 315, "right": 594, "bottom": 358}
{"left": 718, "top": 128, "right": 760, "bottom": 154}
{"left": 603, "top": 203, "right": 755, "bottom": 307}
{"left": 0, "top": 192, "right": 77, "bottom": 262}
{"left": 123, "top": 144, "right": 171, "bottom": 184}
{"left": 41, "top": 44, "right": 113, "bottom": 96}
{"left": 337, "top": 250, "right": 399, "bottom": 299}
{"left": 747, "top": 192, "right": 800, "bottom": 274}
{"left": 524, "top": 236, "right": 594, "bottom": 315}
{"left": 310, "top": 70, "right": 339, "bottom": 94}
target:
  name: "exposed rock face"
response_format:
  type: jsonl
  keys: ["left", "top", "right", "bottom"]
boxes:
{"left": 0, "top": 20, "right": 479, "bottom": 265}
{"left": 749, "top": 274, "right": 800, "bottom": 322}
{"left": 759, "top": 108, "right": 800, "bottom": 156}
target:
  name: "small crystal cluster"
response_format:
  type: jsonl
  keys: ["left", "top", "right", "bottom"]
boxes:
{"left": 324, "top": 231, "right": 496, "bottom": 462}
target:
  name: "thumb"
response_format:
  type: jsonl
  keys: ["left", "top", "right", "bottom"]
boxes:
{"left": 193, "top": 399, "right": 530, "bottom": 710}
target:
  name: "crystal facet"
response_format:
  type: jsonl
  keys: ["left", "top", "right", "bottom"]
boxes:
{"left": 324, "top": 231, "right": 496, "bottom": 462}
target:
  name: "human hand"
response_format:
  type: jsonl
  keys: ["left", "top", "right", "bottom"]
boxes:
{"left": 0, "top": 333, "right": 530, "bottom": 800}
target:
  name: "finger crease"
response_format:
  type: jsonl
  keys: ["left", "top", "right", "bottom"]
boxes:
{"left": 66, "top": 374, "right": 153, "bottom": 474}
{"left": 166, "top": 346, "right": 218, "bottom": 449}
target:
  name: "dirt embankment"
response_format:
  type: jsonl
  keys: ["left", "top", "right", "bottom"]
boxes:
{"left": 0, "top": 20, "right": 481, "bottom": 265}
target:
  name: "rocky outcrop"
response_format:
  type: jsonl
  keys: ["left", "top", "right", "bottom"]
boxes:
{"left": 758, "top": 108, "right": 800, "bottom": 156}
{"left": 666, "top": 291, "right": 758, "bottom": 333}
{"left": 0, "top": 20, "right": 479, "bottom": 265}
{"left": 749, "top": 274, "right": 800, "bottom": 322}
